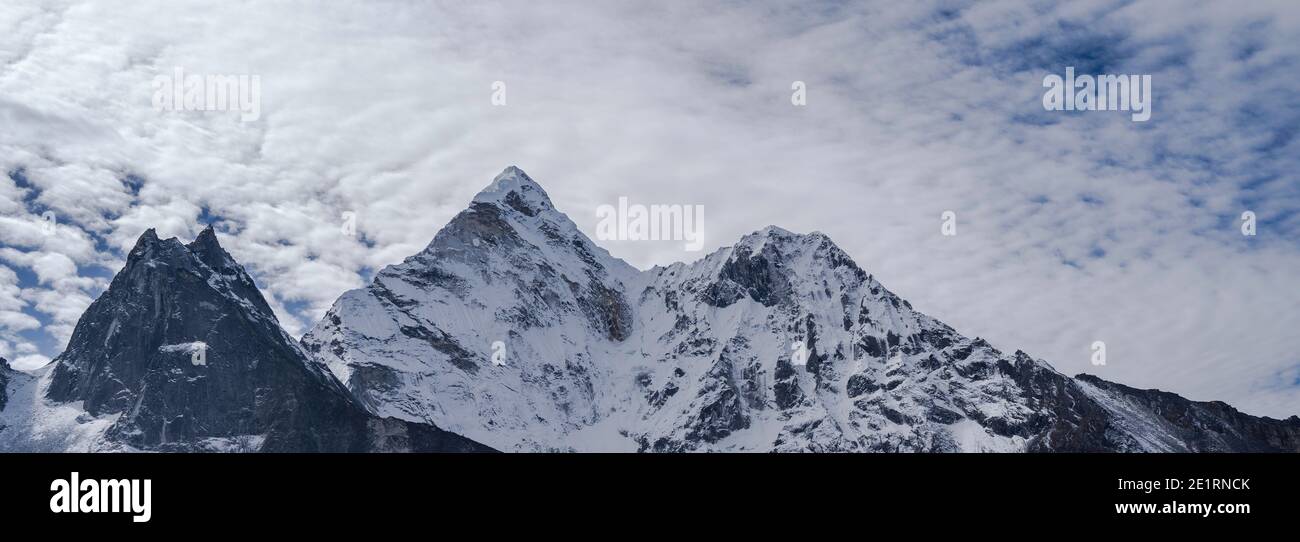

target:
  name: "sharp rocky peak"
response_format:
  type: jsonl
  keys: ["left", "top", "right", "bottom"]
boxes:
{"left": 126, "top": 226, "right": 218, "bottom": 268}
{"left": 409, "top": 165, "right": 639, "bottom": 285}
{"left": 472, "top": 166, "right": 555, "bottom": 217}
{"left": 741, "top": 225, "right": 800, "bottom": 241}
{"left": 186, "top": 224, "right": 236, "bottom": 270}
{"left": 24, "top": 223, "right": 491, "bottom": 453}
{"left": 129, "top": 225, "right": 226, "bottom": 260}
{"left": 126, "top": 227, "right": 187, "bottom": 261}
{"left": 720, "top": 225, "right": 867, "bottom": 285}
{"left": 732, "top": 226, "right": 845, "bottom": 259}
{"left": 117, "top": 225, "right": 275, "bottom": 320}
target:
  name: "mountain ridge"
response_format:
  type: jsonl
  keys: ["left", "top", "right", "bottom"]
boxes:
{"left": 3, "top": 166, "right": 1295, "bottom": 452}
{"left": 303, "top": 166, "right": 1300, "bottom": 452}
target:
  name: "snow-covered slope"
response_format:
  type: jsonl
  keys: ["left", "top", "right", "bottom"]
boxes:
{"left": 0, "top": 228, "right": 490, "bottom": 452}
{"left": 305, "top": 166, "right": 639, "bottom": 450}
{"left": 305, "top": 167, "right": 1300, "bottom": 452}
{"left": 0, "top": 360, "right": 120, "bottom": 452}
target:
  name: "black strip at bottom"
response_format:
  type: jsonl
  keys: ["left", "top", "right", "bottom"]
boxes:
{"left": 4, "top": 453, "right": 1290, "bottom": 532}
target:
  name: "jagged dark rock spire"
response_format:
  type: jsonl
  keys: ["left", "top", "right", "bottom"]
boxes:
{"left": 35, "top": 226, "right": 490, "bottom": 452}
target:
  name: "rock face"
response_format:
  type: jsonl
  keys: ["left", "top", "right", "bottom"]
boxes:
{"left": 0, "top": 357, "right": 11, "bottom": 412}
{"left": 2, "top": 227, "right": 490, "bottom": 452}
{"left": 305, "top": 167, "right": 1300, "bottom": 452}
{"left": 1074, "top": 375, "right": 1300, "bottom": 452}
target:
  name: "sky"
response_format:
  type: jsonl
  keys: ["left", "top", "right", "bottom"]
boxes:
{"left": 1, "top": 0, "right": 1298, "bottom": 417}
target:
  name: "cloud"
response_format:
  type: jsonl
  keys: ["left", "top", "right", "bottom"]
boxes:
{"left": 0, "top": 264, "right": 43, "bottom": 367}
{"left": 0, "top": 0, "right": 1297, "bottom": 416}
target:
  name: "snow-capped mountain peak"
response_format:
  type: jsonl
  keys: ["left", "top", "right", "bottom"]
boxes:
{"left": 306, "top": 168, "right": 1300, "bottom": 452}
{"left": 472, "top": 165, "right": 556, "bottom": 212}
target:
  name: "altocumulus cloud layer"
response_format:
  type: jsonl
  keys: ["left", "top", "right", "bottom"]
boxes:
{"left": 0, "top": 0, "right": 1297, "bottom": 416}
